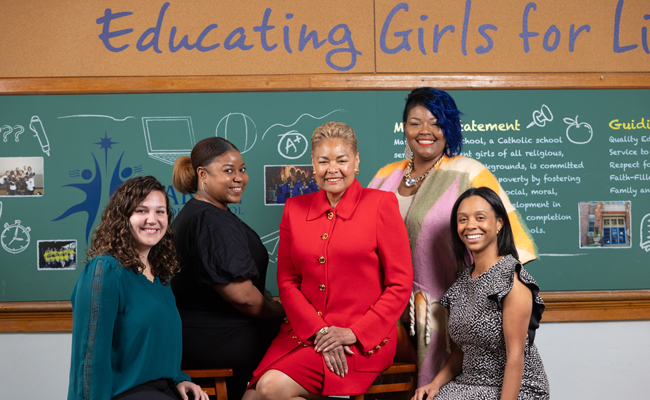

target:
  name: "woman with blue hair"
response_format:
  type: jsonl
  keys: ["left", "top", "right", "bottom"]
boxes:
{"left": 369, "top": 88, "right": 537, "bottom": 386}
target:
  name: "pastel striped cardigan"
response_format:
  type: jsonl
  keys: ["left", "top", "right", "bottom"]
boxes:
{"left": 369, "top": 156, "right": 537, "bottom": 385}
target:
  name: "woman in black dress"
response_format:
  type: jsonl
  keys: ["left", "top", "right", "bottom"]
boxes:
{"left": 172, "top": 137, "right": 284, "bottom": 400}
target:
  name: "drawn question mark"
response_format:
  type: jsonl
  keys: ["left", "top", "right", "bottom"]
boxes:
{"left": 2, "top": 125, "right": 13, "bottom": 142}
{"left": 13, "top": 125, "right": 24, "bottom": 142}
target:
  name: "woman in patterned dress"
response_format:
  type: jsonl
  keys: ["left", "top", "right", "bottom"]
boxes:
{"left": 413, "top": 187, "right": 549, "bottom": 400}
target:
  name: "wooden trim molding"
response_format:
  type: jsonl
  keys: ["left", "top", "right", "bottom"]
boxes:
{"left": 1, "top": 73, "right": 650, "bottom": 95}
{"left": 1, "top": 291, "right": 648, "bottom": 332}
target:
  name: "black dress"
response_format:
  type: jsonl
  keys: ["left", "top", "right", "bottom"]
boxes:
{"left": 172, "top": 198, "right": 280, "bottom": 400}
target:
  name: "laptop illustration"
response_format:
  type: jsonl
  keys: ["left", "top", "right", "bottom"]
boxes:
{"left": 142, "top": 117, "right": 196, "bottom": 165}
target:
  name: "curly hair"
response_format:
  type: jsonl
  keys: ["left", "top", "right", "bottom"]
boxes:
{"left": 86, "top": 176, "right": 179, "bottom": 284}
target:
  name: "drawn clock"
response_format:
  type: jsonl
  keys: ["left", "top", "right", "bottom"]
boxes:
{"left": 1, "top": 220, "right": 31, "bottom": 254}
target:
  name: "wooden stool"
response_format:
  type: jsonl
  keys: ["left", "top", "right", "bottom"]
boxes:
{"left": 353, "top": 362, "right": 416, "bottom": 400}
{"left": 183, "top": 368, "right": 233, "bottom": 400}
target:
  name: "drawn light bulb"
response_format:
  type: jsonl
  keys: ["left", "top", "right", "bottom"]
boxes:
{"left": 641, "top": 214, "right": 650, "bottom": 252}
{"left": 564, "top": 115, "right": 593, "bottom": 144}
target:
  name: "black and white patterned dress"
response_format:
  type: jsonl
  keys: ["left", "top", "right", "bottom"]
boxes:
{"left": 437, "top": 255, "right": 550, "bottom": 399}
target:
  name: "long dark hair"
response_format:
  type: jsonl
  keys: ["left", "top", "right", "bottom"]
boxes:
{"left": 450, "top": 187, "right": 519, "bottom": 269}
{"left": 86, "top": 176, "right": 179, "bottom": 284}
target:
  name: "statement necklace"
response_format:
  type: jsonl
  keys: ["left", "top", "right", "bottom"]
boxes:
{"left": 403, "top": 154, "right": 444, "bottom": 188}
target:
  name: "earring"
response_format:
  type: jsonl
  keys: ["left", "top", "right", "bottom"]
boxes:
{"left": 404, "top": 144, "right": 413, "bottom": 159}
{"left": 355, "top": 167, "right": 359, "bottom": 175}
{"left": 496, "top": 229, "right": 500, "bottom": 234}
{"left": 201, "top": 179, "right": 206, "bottom": 192}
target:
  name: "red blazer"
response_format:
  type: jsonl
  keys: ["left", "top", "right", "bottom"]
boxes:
{"left": 253, "top": 179, "right": 413, "bottom": 395}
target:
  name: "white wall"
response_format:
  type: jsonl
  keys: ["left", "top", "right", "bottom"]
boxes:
{"left": 1, "top": 320, "right": 649, "bottom": 399}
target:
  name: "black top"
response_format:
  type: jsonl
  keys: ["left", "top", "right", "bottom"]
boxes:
{"left": 172, "top": 198, "right": 269, "bottom": 328}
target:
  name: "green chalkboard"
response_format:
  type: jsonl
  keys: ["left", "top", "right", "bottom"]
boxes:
{"left": 1, "top": 90, "right": 649, "bottom": 301}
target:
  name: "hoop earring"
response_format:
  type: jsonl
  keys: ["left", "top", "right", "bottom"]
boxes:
{"left": 354, "top": 167, "right": 359, "bottom": 175}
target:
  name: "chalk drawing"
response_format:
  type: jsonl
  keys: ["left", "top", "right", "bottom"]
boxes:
{"left": 260, "top": 230, "right": 280, "bottom": 264}
{"left": 262, "top": 110, "right": 344, "bottom": 140}
{"left": 13, "top": 125, "right": 24, "bottom": 142}
{"left": 641, "top": 214, "right": 650, "bottom": 252}
{"left": 58, "top": 114, "right": 135, "bottom": 121}
{"left": 216, "top": 113, "right": 258, "bottom": 154}
{"left": 564, "top": 116, "right": 593, "bottom": 144}
{"left": 142, "top": 117, "right": 196, "bottom": 165}
{"left": 29, "top": 116, "right": 51, "bottom": 156}
{"left": 277, "top": 130, "right": 309, "bottom": 160}
{"left": 2, "top": 125, "right": 13, "bottom": 142}
{"left": 526, "top": 105, "right": 553, "bottom": 129}
{"left": 1, "top": 220, "right": 31, "bottom": 254}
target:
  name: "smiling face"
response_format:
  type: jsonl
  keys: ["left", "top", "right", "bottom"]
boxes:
{"left": 456, "top": 195, "right": 503, "bottom": 257}
{"left": 405, "top": 104, "right": 447, "bottom": 163}
{"left": 129, "top": 190, "right": 168, "bottom": 259}
{"left": 198, "top": 150, "right": 248, "bottom": 209}
{"left": 312, "top": 138, "right": 359, "bottom": 206}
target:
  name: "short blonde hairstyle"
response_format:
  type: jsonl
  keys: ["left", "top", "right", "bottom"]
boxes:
{"left": 311, "top": 121, "right": 358, "bottom": 155}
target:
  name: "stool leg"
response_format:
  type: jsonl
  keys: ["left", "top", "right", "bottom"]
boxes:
{"left": 214, "top": 377, "right": 228, "bottom": 400}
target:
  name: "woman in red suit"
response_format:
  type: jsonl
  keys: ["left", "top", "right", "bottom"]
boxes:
{"left": 245, "top": 122, "right": 413, "bottom": 399}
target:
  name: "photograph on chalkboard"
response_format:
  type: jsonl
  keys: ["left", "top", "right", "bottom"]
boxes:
{"left": 0, "top": 157, "right": 43, "bottom": 196}
{"left": 578, "top": 201, "right": 632, "bottom": 248}
{"left": 37, "top": 240, "right": 77, "bottom": 270}
{"left": 264, "top": 165, "right": 319, "bottom": 205}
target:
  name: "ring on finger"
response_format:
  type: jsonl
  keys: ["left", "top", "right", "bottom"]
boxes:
{"left": 319, "top": 326, "right": 329, "bottom": 335}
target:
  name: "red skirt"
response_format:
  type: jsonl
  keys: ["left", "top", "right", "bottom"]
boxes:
{"left": 248, "top": 345, "right": 380, "bottom": 396}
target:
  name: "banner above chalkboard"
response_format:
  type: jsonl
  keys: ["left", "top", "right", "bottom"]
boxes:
{"left": 0, "top": 0, "right": 648, "bottom": 77}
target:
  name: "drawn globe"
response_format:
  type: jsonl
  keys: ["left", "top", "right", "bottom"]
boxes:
{"left": 216, "top": 113, "right": 257, "bottom": 154}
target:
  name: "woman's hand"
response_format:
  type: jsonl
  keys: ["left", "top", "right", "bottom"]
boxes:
{"left": 314, "top": 326, "right": 357, "bottom": 353}
{"left": 175, "top": 381, "right": 209, "bottom": 400}
{"left": 322, "top": 345, "right": 353, "bottom": 378}
{"left": 412, "top": 381, "right": 440, "bottom": 400}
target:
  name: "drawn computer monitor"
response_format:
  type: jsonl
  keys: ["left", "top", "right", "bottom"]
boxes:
{"left": 142, "top": 117, "right": 196, "bottom": 165}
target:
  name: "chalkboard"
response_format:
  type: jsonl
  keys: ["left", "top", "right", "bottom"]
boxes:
{"left": 1, "top": 89, "right": 649, "bottom": 301}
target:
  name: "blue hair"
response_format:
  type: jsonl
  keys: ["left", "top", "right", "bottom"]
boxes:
{"left": 402, "top": 88, "right": 463, "bottom": 156}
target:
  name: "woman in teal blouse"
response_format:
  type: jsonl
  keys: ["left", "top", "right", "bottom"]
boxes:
{"left": 67, "top": 176, "right": 208, "bottom": 400}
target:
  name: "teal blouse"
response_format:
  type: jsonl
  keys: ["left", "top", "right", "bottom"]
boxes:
{"left": 68, "top": 255, "right": 190, "bottom": 400}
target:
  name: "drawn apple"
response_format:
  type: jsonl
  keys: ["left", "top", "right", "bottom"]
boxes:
{"left": 564, "top": 115, "right": 593, "bottom": 144}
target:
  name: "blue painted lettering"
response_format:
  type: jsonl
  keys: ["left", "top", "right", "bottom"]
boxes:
{"left": 418, "top": 15, "right": 429, "bottom": 55}
{"left": 613, "top": 0, "right": 637, "bottom": 53}
{"left": 224, "top": 27, "right": 254, "bottom": 51}
{"left": 136, "top": 2, "right": 169, "bottom": 53}
{"left": 569, "top": 24, "right": 590, "bottom": 52}
{"left": 519, "top": 2, "right": 539, "bottom": 53}
{"left": 326, "top": 24, "right": 362, "bottom": 71}
{"left": 476, "top": 24, "right": 497, "bottom": 54}
{"left": 253, "top": 8, "right": 277, "bottom": 51}
{"left": 96, "top": 9, "right": 134, "bottom": 52}
{"left": 380, "top": 3, "right": 412, "bottom": 54}
{"left": 433, "top": 25, "right": 455, "bottom": 53}
{"left": 299, "top": 25, "right": 327, "bottom": 51}
{"left": 543, "top": 24, "right": 560, "bottom": 51}
{"left": 461, "top": 0, "right": 471, "bottom": 56}
{"left": 196, "top": 24, "right": 220, "bottom": 52}
{"left": 284, "top": 13, "right": 293, "bottom": 53}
